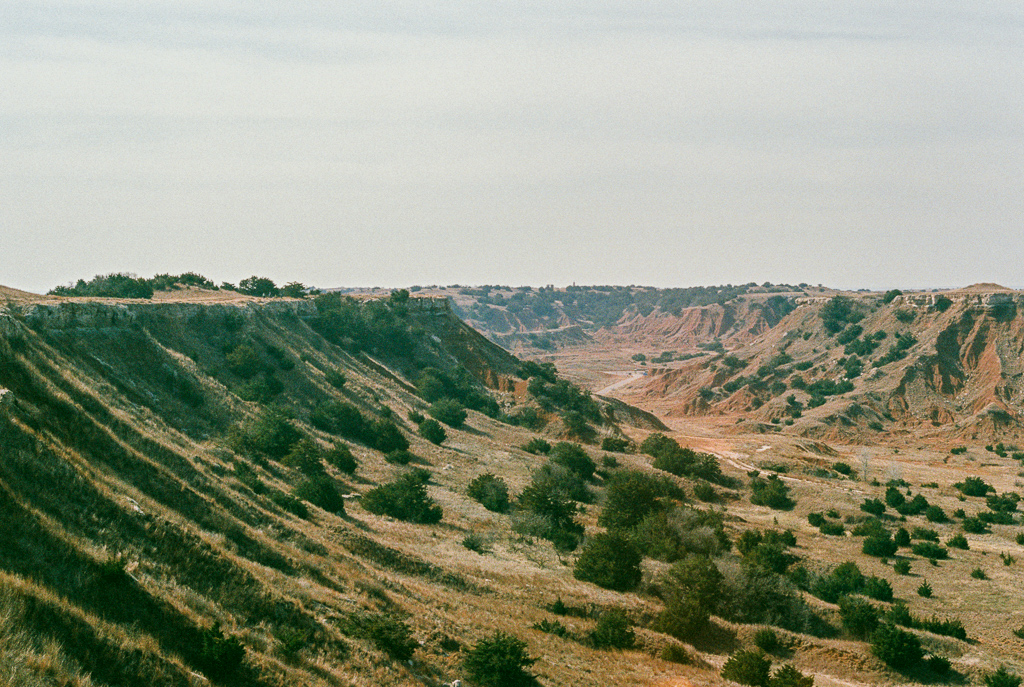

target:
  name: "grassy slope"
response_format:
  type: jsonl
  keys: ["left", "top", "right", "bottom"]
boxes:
{"left": 1, "top": 292, "right": 1022, "bottom": 686}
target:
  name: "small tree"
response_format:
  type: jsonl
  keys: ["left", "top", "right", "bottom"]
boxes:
{"left": 573, "top": 532, "right": 643, "bottom": 591}
{"left": 418, "top": 418, "right": 447, "bottom": 445}
{"left": 589, "top": 608, "right": 635, "bottom": 649}
{"left": 293, "top": 475, "right": 344, "bottom": 513}
{"left": 871, "top": 624, "right": 923, "bottom": 672}
{"left": 361, "top": 473, "right": 442, "bottom": 524}
{"left": 467, "top": 473, "right": 510, "bottom": 513}
{"left": 986, "top": 667, "right": 1023, "bottom": 687}
{"left": 770, "top": 664, "right": 814, "bottom": 687}
{"left": 462, "top": 632, "right": 536, "bottom": 687}
{"left": 721, "top": 649, "right": 771, "bottom": 687}
{"left": 429, "top": 399, "right": 468, "bottom": 428}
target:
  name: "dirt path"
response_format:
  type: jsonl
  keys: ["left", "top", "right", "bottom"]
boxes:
{"left": 596, "top": 370, "right": 645, "bottom": 396}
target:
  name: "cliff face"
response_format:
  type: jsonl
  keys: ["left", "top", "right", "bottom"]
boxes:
{"left": 624, "top": 287, "right": 1024, "bottom": 443}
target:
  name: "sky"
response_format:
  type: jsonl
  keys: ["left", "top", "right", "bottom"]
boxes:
{"left": 2, "top": 1, "right": 1023, "bottom": 294}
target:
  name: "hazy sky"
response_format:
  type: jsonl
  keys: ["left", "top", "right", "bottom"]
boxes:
{"left": 3, "top": 1, "right": 1023, "bottom": 293}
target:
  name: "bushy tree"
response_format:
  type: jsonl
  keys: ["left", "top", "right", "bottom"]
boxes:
{"left": 429, "top": 399, "right": 468, "bottom": 428}
{"left": 418, "top": 418, "right": 447, "bottom": 445}
{"left": 324, "top": 443, "right": 357, "bottom": 474}
{"left": 573, "top": 532, "right": 643, "bottom": 591}
{"left": 598, "top": 469, "right": 683, "bottom": 531}
{"left": 721, "top": 649, "right": 771, "bottom": 687}
{"left": 770, "top": 664, "right": 814, "bottom": 687}
{"left": 986, "top": 667, "right": 1023, "bottom": 687}
{"left": 589, "top": 608, "right": 635, "bottom": 649}
{"left": 661, "top": 555, "right": 723, "bottom": 612}
{"left": 871, "top": 624, "right": 923, "bottom": 672}
{"left": 549, "top": 442, "right": 596, "bottom": 480}
{"left": 294, "top": 475, "right": 344, "bottom": 513}
{"left": 238, "top": 276, "right": 280, "bottom": 297}
{"left": 656, "top": 593, "right": 711, "bottom": 643}
{"left": 361, "top": 473, "right": 442, "bottom": 523}
{"left": 838, "top": 596, "right": 880, "bottom": 639}
{"left": 462, "top": 632, "right": 536, "bottom": 687}
{"left": 750, "top": 474, "right": 795, "bottom": 510}
{"left": 371, "top": 419, "right": 409, "bottom": 453}
{"left": 467, "top": 473, "right": 510, "bottom": 513}
{"left": 234, "top": 408, "right": 301, "bottom": 458}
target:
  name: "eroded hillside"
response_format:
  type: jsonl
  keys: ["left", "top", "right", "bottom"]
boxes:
{"left": 3, "top": 286, "right": 1024, "bottom": 687}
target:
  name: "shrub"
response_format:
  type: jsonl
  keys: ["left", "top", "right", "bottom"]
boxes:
{"left": 310, "top": 401, "right": 371, "bottom": 441}
{"left": 343, "top": 612, "right": 419, "bottom": 661}
{"left": 236, "top": 408, "right": 301, "bottom": 458}
{"left": 770, "top": 664, "right": 814, "bottom": 687}
{"left": 429, "top": 399, "right": 468, "bottom": 428}
{"left": 917, "top": 580, "right": 932, "bottom": 598}
{"left": 871, "top": 624, "right": 923, "bottom": 671}
{"left": 269, "top": 489, "right": 309, "bottom": 518}
{"left": 573, "top": 532, "right": 643, "bottom": 591}
{"left": 860, "top": 498, "right": 886, "bottom": 516}
{"left": 532, "top": 619, "right": 569, "bottom": 637}
{"left": 660, "top": 644, "right": 692, "bottom": 664}
{"left": 811, "top": 561, "right": 864, "bottom": 603}
{"left": 325, "top": 368, "right": 347, "bottom": 389}
{"left": 911, "top": 542, "right": 947, "bottom": 559}
{"left": 911, "top": 527, "right": 939, "bottom": 542}
{"left": 598, "top": 469, "right": 683, "bottom": 531}
{"left": 589, "top": 608, "right": 635, "bottom": 649}
{"left": 947, "top": 533, "right": 969, "bottom": 550}
{"left": 549, "top": 442, "right": 597, "bottom": 481}
{"left": 282, "top": 438, "right": 325, "bottom": 475}
{"left": 862, "top": 534, "right": 898, "bottom": 558}
{"left": 197, "top": 622, "right": 245, "bottom": 679}
{"left": 462, "top": 631, "right": 536, "bottom": 687}
{"left": 753, "top": 628, "right": 782, "bottom": 654}
{"left": 986, "top": 667, "right": 1023, "bottom": 687}
{"left": 467, "top": 473, "right": 510, "bottom": 513}
{"left": 693, "top": 481, "right": 719, "bottom": 502}
{"left": 893, "top": 560, "right": 911, "bottom": 575}
{"left": 833, "top": 461, "right": 853, "bottom": 475}
{"left": 971, "top": 567, "right": 987, "bottom": 580}
{"left": 956, "top": 476, "right": 993, "bottom": 496}
{"left": 721, "top": 649, "right": 771, "bottom": 687}
{"left": 807, "top": 512, "right": 826, "bottom": 527}
{"left": 750, "top": 474, "right": 795, "bottom": 510}
{"left": 522, "top": 437, "right": 551, "bottom": 454}
{"left": 863, "top": 576, "right": 894, "bottom": 602}
{"left": 819, "top": 521, "right": 845, "bottom": 536}
{"left": 361, "top": 473, "right": 442, "bottom": 524}
{"left": 655, "top": 593, "right": 711, "bottom": 643}
{"left": 462, "top": 533, "right": 490, "bottom": 554}
{"left": 924, "top": 505, "right": 947, "bottom": 523}
{"left": 839, "top": 596, "right": 880, "bottom": 639}
{"left": 318, "top": 444, "right": 354, "bottom": 475}
{"left": 371, "top": 419, "right": 409, "bottom": 453}
{"left": 294, "top": 476, "right": 345, "bottom": 513}
{"left": 418, "top": 418, "right": 447, "bottom": 445}
{"left": 601, "top": 436, "right": 630, "bottom": 452}
{"left": 894, "top": 528, "right": 910, "bottom": 547}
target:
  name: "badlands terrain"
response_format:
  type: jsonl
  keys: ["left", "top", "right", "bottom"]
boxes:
{"left": 2, "top": 277, "right": 1024, "bottom": 687}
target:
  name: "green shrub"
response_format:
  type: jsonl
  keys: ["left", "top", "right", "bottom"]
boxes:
{"left": 971, "top": 567, "right": 987, "bottom": 580}
{"left": 769, "top": 664, "right": 813, "bottom": 687}
{"left": 324, "top": 443, "right": 357, "bottom": 474}
{"left": 573, "top": 532, "right": 643, "bottom": 591}
{"left": 294, "top": 475, "right": 344, "bottom": 513}
{"left": 656, "top": 594, "right": 711, "bottom": 643}
{"left": 598, "top": 469, "right": 683, "bottom": 531}
{"left": 917, "top": 580, "right": 932, "bottom": 598}
{"left": 750, "top": 474, "right": 795, "bottom": 510}
{"left": 522, "top": 437, "right": 551, "bottom": 454}
{"left": 721, "top": 649, "right": 771, "bottom": 687}
{"left": 947, "top": 533, "right": 969, "bottom": 549}
{"left": 550, "top": 442, "right": 597, "bottom": 481}
{"left": 429, "top": 399, "right": 468, "bottom": 428}
{"left": 894, "top": 528, "right": 910, "bottom": 547}
{"left": 956, "top": 476, "right": 993, "bottom": 496}
{"left": 269, "top": 489, "right": 309, "bottom": 518}
{"left": 693, "top": 481, "right": 719, "bottom": 502}
{"left": 660, "top": 643, "right": 692, "bottom": 664}
{"left": 418, "top": 418, "right": 447, "bottom": 445}
{"left": 839, "top": 596, "right": 880, "bottom": 639}
{"left": 601, "top": 436, "right": 630, "bottom": 453}
{"left": 986, "top": 667, "right": 1023, "bottom": 687}
{"left": 589, "top": 608, "right": 635, "bottom": 649}
{"left": 235, "top": 408, "right": 301, "bottom": 458}
{"left": 863, "top": 576, "right": 894, "bottom": 602}
{"left": 310, "top": 401, "right": 371, "bottom": 441}
{"left": 361, "top": 473, "right": 442, "bottom": 523}
{"left": 862, "top": 534, "right": 898, "bottom": 558}
{"left": 819, "top": 521, "right": 845, "bottom": 536}
{"left": 342, "top": 612, "right": 418, "bottom": 661}
{"left": 462, "top": 632, "right": 536, "bottom": 687}
{"left": 325, "top": 369, "right": 347, "bottom": 389}
{"left": 282, "top": 438, "right": 325, "bottom": 475}
{"left": 807, "top": 512, "right": 825, "bottom": 527}
{"left": 462, "top": 533, "right": 491, "bottom": 554}
{"left": 811, "top": 561, "right": 864, "bottom": 603}
{"left": 197, "top": 622, "right": 245, "bottom": 679}
{"left": 467, "top": 473, "right": 510, "bottom": 513}
{"left": 384, "top": 449, "right": 415, "bottom": 465}
{"left": 911, "top": 527, "right": 939, "bottom": 542}
{"left": 911, "top": 542, "right": 947, "bottom": 559}
{"left": 924, "top": 505, "right": 947, "bottom": 523}
{"left": 753, "top": 628, "right": 782, "bottom": 654}
{"left": 532, "top": 619, "right": 569, "bottom": 637}
{"left": 893, "top": 560, "right": 911, "bottom": 575}
{"left": 871, "top": 624, "right": 923, "bottom": 671}
{"left": 860, "top": 498, "right": 886, "bottom": 516}
{"left": 371, "top": 419, "right": 409, "bottom": 453}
